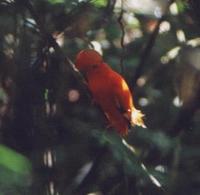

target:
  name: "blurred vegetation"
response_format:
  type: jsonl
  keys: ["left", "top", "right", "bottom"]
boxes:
{"left": 0, "top": 0, "right": 200, "bottom": 194}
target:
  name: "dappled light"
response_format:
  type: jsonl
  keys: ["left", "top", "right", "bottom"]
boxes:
{"left": 176, "top": 29, "right": 186, "bottom": 43}
{"left": 169, "top": 2, "right": 179, "bottom": 15}
{"left": 173, "top": 96, "right": 183, "bottom": 107}
{"left": 67, "top": 89, "right": 80, "bottom": 102}
{"left": 138, "top": 97, "right": 149, "bottom": 107}
{"left": 0, "top": 0, "right": 200, "bottom": 194}
{"left": 159, "top": 21, "right": 171, "bottom": 34}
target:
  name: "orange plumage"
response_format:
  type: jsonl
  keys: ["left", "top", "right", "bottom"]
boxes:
{"left": 75, "top": 49, "right": 146, "bottom": 136}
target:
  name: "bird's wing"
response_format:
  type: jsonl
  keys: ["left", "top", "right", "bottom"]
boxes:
{"left": 111, "top": 72, "right": 133, "bottom": 118}
{"left": 111, "top": 71, "right": 146, "bottom": 128}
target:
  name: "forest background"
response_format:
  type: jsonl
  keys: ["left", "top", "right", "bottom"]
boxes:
{"left": 0, "top": 0, "right": 200, "bottom": 194}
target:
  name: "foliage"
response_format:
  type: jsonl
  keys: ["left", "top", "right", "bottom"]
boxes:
{"left": 0, "top": 0, "right": 200, "bottom": 194}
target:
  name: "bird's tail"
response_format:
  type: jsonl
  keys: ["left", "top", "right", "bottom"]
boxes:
{"left": 131, "top": 108, "right": 146, "bottom": 128}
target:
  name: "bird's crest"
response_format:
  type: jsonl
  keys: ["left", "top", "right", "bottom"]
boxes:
{"left": 75, "top": 49, "right": 103, "bottom": 72}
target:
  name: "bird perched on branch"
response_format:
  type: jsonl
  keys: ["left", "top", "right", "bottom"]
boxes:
{"left": 75, "top": 49, "right": 146, "bottom": 136}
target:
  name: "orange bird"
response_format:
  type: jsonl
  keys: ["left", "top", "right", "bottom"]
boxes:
{"left": 75, "top": 49, "right": 146, "bottom": 136}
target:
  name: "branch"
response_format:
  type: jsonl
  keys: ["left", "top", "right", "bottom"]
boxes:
{"left": 105, "top": 0, "right": 116, "bottom": 13}
{"left": 132, "top": 0, "right": 175, "bottom": 89}
{"left": 21, "top": 0, "right": 91, "bottom": 97}
{"left": 117, "top": 1, "right": 125, "bottom": 75}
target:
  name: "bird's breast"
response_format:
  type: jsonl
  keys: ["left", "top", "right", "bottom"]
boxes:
{"left": 87, "top": 73, "right": 112, "bottom": 102}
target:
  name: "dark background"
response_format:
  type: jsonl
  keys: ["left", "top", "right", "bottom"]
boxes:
{"left": 0, "top": 0, "right": 200, "bottom": 194}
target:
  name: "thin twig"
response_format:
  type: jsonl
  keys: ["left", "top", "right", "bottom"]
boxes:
{"left": 106, "top": 0, "right": 117, "bottom": 13}
{"left": 117, "top": 0, "right": 125, "bottom": 75}
{"left": 19, "top": 0, "right": 93, "bottom": 105}
{"left": 82, "top": 37, "right": 94, "bottom": 49}
{"left": 132, "top": 0, "right": 175, "bottom": 89}
{"left": 24, "top": 1, "right": 85, "bottom": 75}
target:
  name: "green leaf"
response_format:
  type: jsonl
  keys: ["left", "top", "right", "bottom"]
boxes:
{"left": 176, "top": 0, "right": 188, "bottom": 12}
{"left": 91, "top": 0, "right": 107, "bottom": 7}
{"left": 92, "top": 130, "right": 149, "bottom": 178}
{"left": 44, "top": 88, "right": 49, "bottom": 101}
{"left": 0, "top": 88, "right": 7, "bottom": 103}
{"left": 0, "top": 145, "right": 32, "bottom": 176}
{"left": 48, "top": 0, "right": 65, "bottom": 4}
{"left": 135, "top": 128, "right": 174, "bottom": 153}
